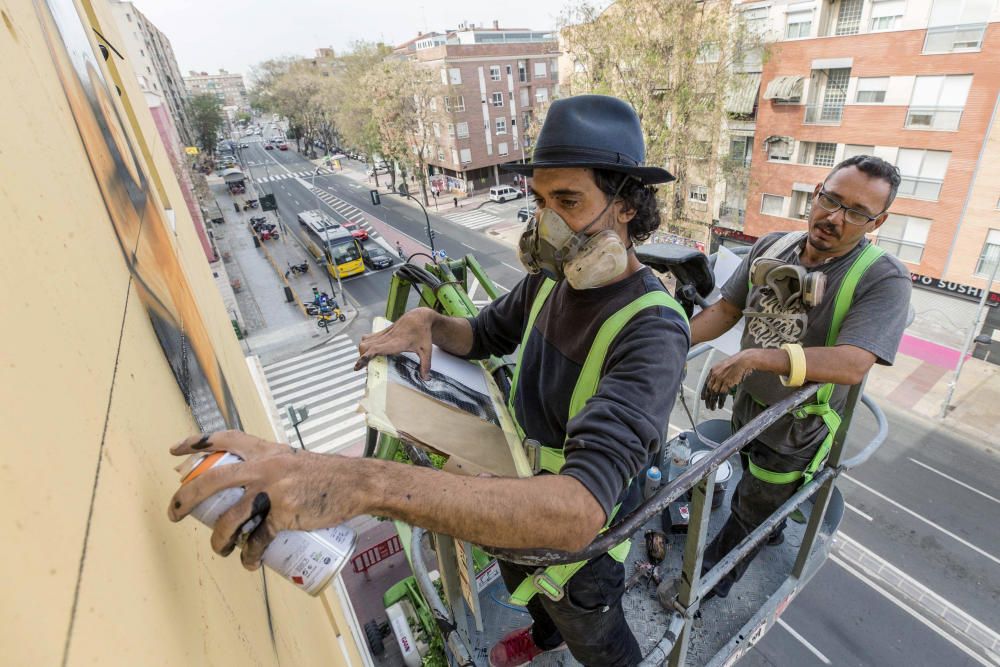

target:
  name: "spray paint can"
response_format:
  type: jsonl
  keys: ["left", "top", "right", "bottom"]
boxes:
{"left": 643, "top": 466, "right": 663, "bottom": 500}
{"left": 180, "top": 451, "right": 358, "bottom": 596}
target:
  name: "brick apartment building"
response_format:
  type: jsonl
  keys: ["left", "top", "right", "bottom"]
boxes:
{"left": 395, "top": 22, "right": 560, "bottom": 194}
{"left": 737, "top": 0, "right": 1000, "bottom": 349}
{"left": 184, "top": 69, "right": 250, "bottom": 112}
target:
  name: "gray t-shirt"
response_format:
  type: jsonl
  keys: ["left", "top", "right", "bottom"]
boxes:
{"left": 720, "top": 232, "right": 911, "bottom": 454}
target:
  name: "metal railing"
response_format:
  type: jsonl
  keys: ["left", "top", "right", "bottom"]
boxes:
{"left": 905, "top": 106, "right": 965, "bottom": 131}
{"left": 803, "top": 103, "right": 844, "bottom": 125}
{"left": 923, "top": 23, "right": 986, "bottom": 53}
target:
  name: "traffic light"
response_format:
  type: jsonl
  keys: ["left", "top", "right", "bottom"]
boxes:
{"left": 260, "top": 193, "right": 277, "bottom": 211}
{"left": 369, "top": 190, "right": 381, "bottom": 206}
{"left": 428, "top": 229, "right": 436, "bottom": 240}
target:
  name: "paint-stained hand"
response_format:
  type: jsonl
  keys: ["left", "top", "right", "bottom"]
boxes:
{"left": 702, "top": 350, "right": 757, "bottom": 410}
{"left": 167, "top": 431, "right": 362, "bottom": 570}
{"left": 354, "top": 307, "right": 437, "bottom": 379}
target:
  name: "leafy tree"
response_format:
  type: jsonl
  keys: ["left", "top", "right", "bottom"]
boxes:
{"left": 560, "top": 0, "right": 763, "bottom": 243}
{"left": 187, "top": 94, "right": 224, "bottom": 154}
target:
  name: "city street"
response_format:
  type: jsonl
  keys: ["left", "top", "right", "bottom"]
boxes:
{"left": 228, "top": 141, "right": 999, "bottom": 666}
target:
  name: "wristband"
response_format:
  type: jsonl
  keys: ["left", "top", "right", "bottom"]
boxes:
{"left": 779, "top": 343, "right": 807, "bottom": 387}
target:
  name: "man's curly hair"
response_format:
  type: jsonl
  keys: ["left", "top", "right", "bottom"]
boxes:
{"left": 592, "top": 169, "right": 661, "bottom": 242}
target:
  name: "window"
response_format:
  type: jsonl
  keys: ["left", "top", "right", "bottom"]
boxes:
{"left": 689, "top": 185, "right": 708, "bottom": 202}
{"left": 456, "top": 122, "right": 469, "bottom": 138}
{"left": 742, "top": 6, "right": 769, "bottom": 35}
{"left": 444, "top": 95, "right": 465, "bottom": 112}
{"left": 767, "top": 136, "right": 793, "bottom": 161}
{"left": 492, "top": 92, "right": 504, "bottom": 107}
{"left": 429, "top": 97, "right": 437, "bottom": 112}
{"left": 440, "top": 68, "right": 448, "bottom": 85}
{"left": 437, "top": 148, "right": 445, "bottom": 161}
{"left": 786, "top": 10, "right": 813, "bottom": 39}
{"left": 518, "top": 61, "right": 527, "bottom": 82}
{"left": 843, "top": 144, "right": 874, "bottom": 160}
{"left": 520, "top": 88, "right": 530, "bottom": 107}
{"left": 729, "top": 135, "right": 753, "bottom": 167}
{"left": 791, "top": 190, "right": 814, "bottom": 219}
{"left": 813, "top": 142, "right": 837, "bottom": 167}
{"left": 535, "top": 88, "right": 549, "bottom": 104}
{"left": 433, "top": 122, "right": 441, "bottom": 138}
{"left": 448, "top": 68, "right": 462, "bottom": 85}
{"left": 761, "top": 194, "right": 786, "bottom": 216}
{"left": 856, "top": 77, "right": 888, "bottom": 104}
{"left": 452, "top": 148, "right": 460, "bottom": 164}
{"left": 876, "top": 214, "right": 931, "bottom": 263}
{"left": 490, "top": 65, "right": 501, "bottom": 81}
{"left": 835, "top": 0, "right": 863, "bottom": 35}
{"left": 499, "top": 142, "right": 509, "bottom": 156}
{"left": 459, "top": 148, "right": 472, "bottom": 164}
{"left": 534, "top": 62, "right": 547, "bottom": 78}
{"left": 496, "top": 118, "right": 507, "bottom": 135}
{"left": 447, "top": 123, "right": 455, "bottom": 137}
{"left": 975, "top": 229, "right": 1000, "bottom": 277}
{"left": 870, "top": 0, "right": 904, "bottom": 31}
{"left": 925, "top": 0, "right": 992, "bottom": 52}
{"left": 906, "top": 75, "right": 972, "bottom": 131}
{"left": 506, "top": 65, "right": 512, "bottom": 76}
{"left": 896, "top": 148, "right": 950, "bottom": 200}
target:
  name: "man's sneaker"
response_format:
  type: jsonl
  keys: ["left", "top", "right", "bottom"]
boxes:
{"left": 488, "top": 626, "right": 567, "bottom": 667}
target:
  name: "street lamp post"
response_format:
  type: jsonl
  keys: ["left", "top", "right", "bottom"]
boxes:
{"left": 311, "top": 168, "right": 343, "bottom": 301}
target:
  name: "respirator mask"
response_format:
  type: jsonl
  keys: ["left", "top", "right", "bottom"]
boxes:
{"left": 517, "top": 180, "right": 631, "bottom": 290}
{"left": 743, "top": 255, "right": 826, "bottom": 343}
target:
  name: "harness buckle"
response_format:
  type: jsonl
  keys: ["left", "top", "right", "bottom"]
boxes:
{"left": 531, "top": 569, "right": 565, "bottom": 601}
{"left": 523, "top": 439, "right": 543, "bottom": 475}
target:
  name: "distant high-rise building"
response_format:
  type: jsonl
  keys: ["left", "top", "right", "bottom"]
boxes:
{"left": 395, "top": 21, "right": 560, "bottom": 192}
{"left": 109, "top": 0, "right": 193, "bottom": 146}
{"left": 184, "top": 69, "right": 249, "bottom": 112}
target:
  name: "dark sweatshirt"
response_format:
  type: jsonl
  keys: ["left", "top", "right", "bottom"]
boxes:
{"left": 466, "top": 268, "right": 690, "bottom": 519}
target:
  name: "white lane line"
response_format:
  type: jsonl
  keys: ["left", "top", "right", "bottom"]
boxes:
{"left": 776, "top": 619, "right": 831, "bottom": 665}
{"left": 843, "top": 474, "right": 1000, "bottom": 566}
{"left": 293, "top": 198, "right": 301, "bottom": 205}
{"left": 845, "top": 503, "right": 874, "bottom": 521}
{"left": 908, "top": 458, "right": 1000, "bottom": 505}
{"left": 830, "top": 555, "right": 996, "bottom": 667}
{"left": 494, "top": 282, "right": 510, "bottom": 293}
{"left": 461, "top": 242, "right": 474, "bottom": 249}
{"left": 501, "top": 262, "right": 522, "bottom": 272}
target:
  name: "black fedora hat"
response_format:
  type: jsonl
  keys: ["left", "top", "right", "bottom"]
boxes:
{"left": 504, "top": 95, "right": 674, "bottom": 184}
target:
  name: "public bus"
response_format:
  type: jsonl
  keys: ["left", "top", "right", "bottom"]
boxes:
{"left": 296, "top": 209, "right": 365, "bottom": 278}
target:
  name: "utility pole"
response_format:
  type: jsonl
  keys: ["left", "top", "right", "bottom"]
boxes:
{"left": 940, "top": 255, "right": 1000, "bottom": 417}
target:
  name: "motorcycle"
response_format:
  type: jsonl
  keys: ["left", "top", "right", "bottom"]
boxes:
{"left": 242, "top": 199, "right": 259, "bottom": 211}
{"left": 249, "top": 215, "right": 268, "bottom": 224}
{"left": 284, "top": 261, "right": 310, "bottom": 278}
{"left": 316, "top": 306, "right": 346, "bottom": 332}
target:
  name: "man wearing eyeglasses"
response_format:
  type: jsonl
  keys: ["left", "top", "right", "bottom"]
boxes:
{"left": 688, "top": 155, "right": 912, "bottom": 599}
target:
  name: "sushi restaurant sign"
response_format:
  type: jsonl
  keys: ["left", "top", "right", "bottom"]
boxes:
{"left": 910, "top": 273, "right": 1000, "bottom": 307}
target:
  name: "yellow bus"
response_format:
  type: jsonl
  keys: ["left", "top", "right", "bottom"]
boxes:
{"left": 297, "top": 210, "right": 365, "bottom": 278}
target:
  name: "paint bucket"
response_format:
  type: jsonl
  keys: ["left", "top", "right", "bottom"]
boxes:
{"left": 689, "top": 451, "right": 733, "bottom": 510}
{"left": 180, "top": 451, "right": 358, "bottom": 596}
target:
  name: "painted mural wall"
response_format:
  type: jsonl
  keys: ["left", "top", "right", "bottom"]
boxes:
{"left": 0, "top": 1, "right": 362, "bottom": 664}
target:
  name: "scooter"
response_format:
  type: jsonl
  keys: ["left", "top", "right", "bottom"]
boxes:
{"left": 284, "top": 261, "right": 310, "bottom": 278}
{"left": 315, "top": 307, "right": 346, "bottom": 332}
{"left": 242, "top": 199, "right": 259, "bottom": 211}
{"left": 249, "top": 216, "right": 268, "bottom": 225}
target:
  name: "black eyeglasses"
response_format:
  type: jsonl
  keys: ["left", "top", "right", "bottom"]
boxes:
{"left": 815, "top": 190, "right": 884, "bottom": 226}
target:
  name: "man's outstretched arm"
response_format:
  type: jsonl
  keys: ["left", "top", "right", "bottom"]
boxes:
{"left": 690, "top": 297, "right": 743, "bottom": 345}
{"left": 168, "top": 432, "right": 606, "bottom": 570}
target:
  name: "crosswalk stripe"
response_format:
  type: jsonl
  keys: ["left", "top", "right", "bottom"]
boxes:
{"left": 279, "top": 390, "right": 363, "bottom": 427}
{"left": 265, "top": 344, "right": 357, "bottom": 381}
{"left": 267, "top": 349, "right": 358, "bottom": 389}
{"left": 302, "top": 414, "right": 367, "bottom": 449}
{"left": 269, "top": 360, "right": 361, "bottom": 395}
{"left": 274, "top": 376, "right": 366, "bottom": 408}
{"left": 264, "top": 336, "right": 353, "bottom": 371}
{"left": 310, "top": 426, "right": 368, "bottom": 455}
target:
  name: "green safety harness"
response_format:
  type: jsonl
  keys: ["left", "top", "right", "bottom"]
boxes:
{"left": 505, "top": 278, "right": 688, "bottom": 606}
{"left": 746, "top": 241, "right": 886, "bottom": 487}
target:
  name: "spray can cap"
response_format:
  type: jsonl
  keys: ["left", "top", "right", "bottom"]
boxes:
{"left": 647, "top": 466, "right": 662, "bottom": 481}
{"left": 678, "top": 432, "right": 687, "bottom": 441}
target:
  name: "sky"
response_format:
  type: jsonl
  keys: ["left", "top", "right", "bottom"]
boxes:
{"left": 132, "top": 0, "right": 600, "bottom": 84}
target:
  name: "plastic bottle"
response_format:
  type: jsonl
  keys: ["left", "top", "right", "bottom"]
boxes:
{"left": 669, "top": 433, "right": 691, "bottom": 481}
{"left": 644, "top": 466, "right": 662, "bottom": 500}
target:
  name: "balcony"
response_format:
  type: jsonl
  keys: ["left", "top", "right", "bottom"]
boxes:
{"left": 923, "top": 24, "right": 987, "bottom": 53}
{"left": 905, "top": 106, "right": 964, "bottom": 131}
{"left": 803, "top": 104, "right": 843, "bottom": 125}
{"left": 898, "top": 176, "right": 943, "bottom": 201}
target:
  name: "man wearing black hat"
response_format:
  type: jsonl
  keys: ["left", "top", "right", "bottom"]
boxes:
{"left": 167, "top": 95, "right": 690, "bottom": 666}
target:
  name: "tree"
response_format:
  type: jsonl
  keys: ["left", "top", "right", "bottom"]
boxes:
{"left": 560, "top": 0, "right": 764, "bottom": 244}
{"left": 187, "top": 94, "right": 224, "bottom": 154}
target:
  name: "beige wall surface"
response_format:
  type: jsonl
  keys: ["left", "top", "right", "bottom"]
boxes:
{"left": 0, "top": 1, "right": 360, "bottom": 665}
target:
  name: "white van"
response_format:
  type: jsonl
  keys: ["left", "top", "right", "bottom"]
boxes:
{"left": 489, "top": 185, "right": 522, "bottom": 203}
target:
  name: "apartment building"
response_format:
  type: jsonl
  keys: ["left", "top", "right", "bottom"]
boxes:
{"left": 740, "top": 0, "right": 1000, "bottom": 348}
{"left": 184, "top": 69, "right": 250, "bottom": 112}
{"left": 395, "top": 22, "right": 559, "bottom": 192}
{"left": 109, "top": 0, "right": 193, "bottom": 146}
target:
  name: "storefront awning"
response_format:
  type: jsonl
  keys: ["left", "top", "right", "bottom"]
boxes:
{"left": 726, "top": 73, "right": 762, "bottom": 115}
{"left": 763, "top": 75, "right": 804, "bottom": 101}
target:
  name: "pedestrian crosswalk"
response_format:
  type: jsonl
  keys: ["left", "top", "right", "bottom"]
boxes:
{"left": 442, "top": 208, "right": 504, "bottom": 230}
{"left": 304, "top": 184, "right": 379, "bottom": 240}
{"left": 257, "top": 168, "right": 332, "bottom": 183}
{"left": 263, "top": 335, "right": 368, "bottom": 454}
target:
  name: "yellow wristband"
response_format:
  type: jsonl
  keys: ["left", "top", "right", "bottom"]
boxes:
{"left": 780, "top": 343, "right": 807, "bottom": 387}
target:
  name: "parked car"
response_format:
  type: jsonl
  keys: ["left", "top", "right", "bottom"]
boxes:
{"left": 489, "top": 185, "right": 522, "bottom": 203}
{"left": 367, "top": 165, "right": 390, "bottom": 176}
{"left": 278, "top": 142, "right": 289, "bottom": 151}
{"left": 264, "top": 142, "right": 274, "bottom": 150}
{"left": 341, "top": 219, "right": 368, "bottom": 241}
{"left": 362, "top": 246, "right": 394, "bottom": 270}
{"left": 239, "top": 143, "right": 249, "bottom": 149}
{"left": 517, "top": 205, "right": 537, "bottom": 222}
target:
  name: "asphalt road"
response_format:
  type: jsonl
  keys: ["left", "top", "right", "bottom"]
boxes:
{"left": 235, "top": 139, "right": 998, "bottom": 666}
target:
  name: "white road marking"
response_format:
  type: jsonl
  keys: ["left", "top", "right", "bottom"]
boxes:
{"left": 845, "top": 502, "right": 874, "bottom": 521}
{"left": 776, "top": 619, "right": 831, "bottom": 665}
{"left": 501, "top": 262, "right": 522, "bottom": 272}
{"left": 842, "top": 474, "right": 1000, "bottom": 566}
{"left": 831, "top": 554, "right": 997, "bottom": 667}
{"left": 907, "top": 458, "right": 1000, "bottom": 505}
{"left": 461, "top": 242, "right": 474, "bottom": 249}
{"left": 293, "top": 198, "right": 300, "bottom": 205}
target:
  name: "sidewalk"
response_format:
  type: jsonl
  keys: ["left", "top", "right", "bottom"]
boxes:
{"left": 206, "top": 177, "right": 355, "bottom": 365}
